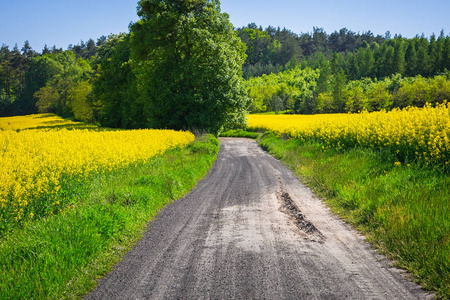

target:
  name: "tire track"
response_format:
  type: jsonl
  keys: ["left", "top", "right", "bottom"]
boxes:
{"left": 276, "top": 175, "right": 325, "bottom": 243}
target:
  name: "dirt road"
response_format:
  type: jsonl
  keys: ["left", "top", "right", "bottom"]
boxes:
{"left": 86, "top": 138, "right": 430, "bottom": 299}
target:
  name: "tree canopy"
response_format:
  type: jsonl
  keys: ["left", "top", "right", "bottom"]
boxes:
{"left": 129, "top": 0, "right": 249, "bottom": 134}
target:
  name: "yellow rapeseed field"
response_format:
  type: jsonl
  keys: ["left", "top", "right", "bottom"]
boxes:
{"left": 0, "top": 114, "right": 194, "bottom": 226}
{"left": 248, "top": 103, "right": 450, "bottom": 167}
{"left": 0, "top": 113, "right": 98, "bottom": 131}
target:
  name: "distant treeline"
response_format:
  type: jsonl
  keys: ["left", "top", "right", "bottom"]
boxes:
{"left": 238, "top": 24, "right": 450, "bottom": 80}
{"left": 239, "top": 24, "right": 450, "bottom": 114}
{"left": 1, "top": 24, "right": 450, "bottom": 119}
{"left": 245, "top": 67, "right": 450, "bottom": 114}
{"left": 0, "top": 37, "right": 106, "bottom": 118}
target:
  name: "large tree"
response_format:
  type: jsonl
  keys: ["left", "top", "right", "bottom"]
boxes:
{"left": 92, "top": 34, "right": 139, "bottom": 128}
{"left": 130, "top": 0, "right": 249, "bottom": 134}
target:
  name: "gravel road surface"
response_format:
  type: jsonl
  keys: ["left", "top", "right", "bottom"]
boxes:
{"left": 86, "top": 138, "right": 430, "bottom": 299}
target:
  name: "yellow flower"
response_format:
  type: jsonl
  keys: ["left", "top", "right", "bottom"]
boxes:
{"left": 0, "top": 114, "right": 195, "bottom": 226}
{"left": 247, "top": 103, "right": 449, "bottom": 168}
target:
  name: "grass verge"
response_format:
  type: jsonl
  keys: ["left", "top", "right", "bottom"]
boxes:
{"left": 257, "top": 132, "right": 449, "bottom": 299}
{"left": 220, "top": 129, "right": 260, "bottom": 139}
{"left": 0, "top": 134, "right": 219, "bottom": 299}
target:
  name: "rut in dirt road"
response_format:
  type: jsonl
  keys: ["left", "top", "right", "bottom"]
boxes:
{"left": 276, "top": 175, "right": 325, "bottom": 243}
{"left": 86, "top": 138, "right": 431, "bottom": 300}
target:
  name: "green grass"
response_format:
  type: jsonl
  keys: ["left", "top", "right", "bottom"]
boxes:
{"left": 220, "top": 128, "right": 260, "bottom": 139}
{"left": 249, "top": 110, "right": 292, "bottom": 115}
{"left": 257, "top": 132, "right": 450, "bottom": 299}
{"left": 0, "top": 134, "right": 219, "bottom": 299}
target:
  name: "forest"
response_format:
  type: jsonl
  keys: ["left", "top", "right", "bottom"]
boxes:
{"left": 1, "top": 23, "right": 450, "bottom": 123}
{"left": 238, "top": 25, "right": 450, "bottom": 114}
{"left": 0, "top": 38, "right": 106, "bottom": 120}
{"left": 238, "top": 25, "right": 450, "bottom": 79}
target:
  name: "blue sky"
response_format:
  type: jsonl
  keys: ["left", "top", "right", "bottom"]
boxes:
{"left": 1, "top": 0, "right": 449, "bottom": 52}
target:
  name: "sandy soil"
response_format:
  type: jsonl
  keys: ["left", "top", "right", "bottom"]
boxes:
{"left": 86, "top": 138, "right": 431, "bottom": 299}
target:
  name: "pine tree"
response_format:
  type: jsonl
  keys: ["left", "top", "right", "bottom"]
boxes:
{"left": 393, "top": 39, "right": 405, "bottom": 75}
{"left": 443, "top": 37, "right": 450, "bottom": 71}
{"left": 405, "top": 41, "right": 417, "bottom": 76}
{"left": 415, "top": 36, "right": 431, "bottom": 76}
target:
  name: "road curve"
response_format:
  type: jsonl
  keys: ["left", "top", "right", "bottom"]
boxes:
{"left": 86, "top": 138, "right": 430, "bottom": 299}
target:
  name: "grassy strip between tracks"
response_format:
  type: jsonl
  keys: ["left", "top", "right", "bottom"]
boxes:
{"left": 0, "top": 134, "right": 219, "bottom": 299}
{"left": 222, "top": 129, "right": 449, "bottom": 299}
{"left": 219, "top": 128, "right": 260, "bottom": 139}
